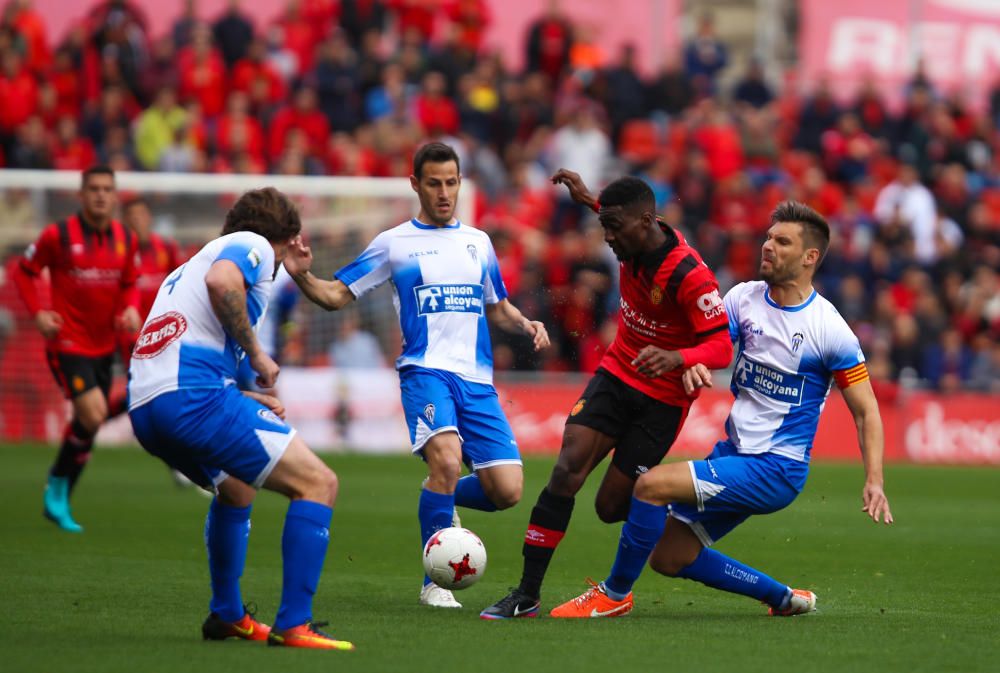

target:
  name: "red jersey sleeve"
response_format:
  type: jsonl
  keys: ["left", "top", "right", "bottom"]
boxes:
{"left": 15, "top": 225, "right": 60, "bottom": 315}
{"left": 674, "top": 264, "right": 732, "bottom": 369}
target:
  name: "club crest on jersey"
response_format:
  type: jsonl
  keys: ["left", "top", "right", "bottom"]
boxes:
{"left": 257, "top": 408, "right": 284, "bottom": 426}
{"left": 132, "top": 311, "right": 188, "bottom": 359}
{"left": 414, "top": 283, "right": 484, "bottom": 315}
{"left": 570, "top": 398, "right": 585, "bottom": 416}
{"left": 423, "top": 403, "right": 435, "bottom": 424}
{"left": 467, "top": 244, "right": 478, "bottom": 262}
{"left": 791, "top": 331, "right": 805, "bottom": 353}
{"left": 24, "top": 243, "right": 36, "bottom": 261}
{"left": 247, "top": 247, "right": 262, "bottom": 269}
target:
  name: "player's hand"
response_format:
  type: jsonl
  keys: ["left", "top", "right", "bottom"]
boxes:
{"left": 862, "top": 481, "right": 894, "bottom": 524}
{"left": 523, "top": 319, "right": 550, "bottom": 351}
{"left": 283, "top": 236, "right": 314, "bottom": 277}
{"left": 632, "top": 346, "right": 684, "bottom": 378}
{"left": 682, "top": 363, "right": 713, "bottom": 396}
{"left": 116, "top": 306, "right": 142, "bottom": 333}
{"left": 243, "top": 390, "right": 286, "bottom": 419}
{"left": 35, "top": 310, "right": 63, "bottom": 338}
{"left": 551, "top": 169, "right": 597, "bottom": 210}
{"left": 250, "top": 350, "right": 280, "bottom": 389}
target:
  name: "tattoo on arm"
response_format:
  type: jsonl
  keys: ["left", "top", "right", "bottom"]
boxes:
{"left": 213, "top": 288, "right": 258, "bottom": 356}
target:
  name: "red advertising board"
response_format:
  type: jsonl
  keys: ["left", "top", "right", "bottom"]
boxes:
{"left": 800, "top": 0, "right": 1000, "bottom": 109}
{"left": 498, "top": 380, "right": 1000, "bottom": 465}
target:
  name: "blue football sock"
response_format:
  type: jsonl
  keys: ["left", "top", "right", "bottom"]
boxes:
{"left": 205, "top": 499, "right": 252, "bottom": 622}
{"left": 419, "top": 488, "right": 455, "bottom": 585}
{"left": 274, "top": 500, "right": 333, "bottom": 630}
{"left": 677, "top": 547, "right": 790, "bottom": 607}
{"left": 454, "top": 473, "right": 497, "bottom": 512}
{"left": 604, "top": 498, "right": 668, "bottom": 599}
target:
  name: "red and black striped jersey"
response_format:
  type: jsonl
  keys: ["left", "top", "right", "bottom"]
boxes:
{"left": 134, "top": 232, "right": 182, "bottom": 321}
{"left": 17, "top": 213, "right": 139, "bottom": 356}
{"left": 600, "top": 226, "right": 730, "bottom": 407}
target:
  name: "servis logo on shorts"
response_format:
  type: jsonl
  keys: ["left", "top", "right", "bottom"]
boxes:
{"left": 132, "top": 311, "right": 188, "bottom": 359}
{"left": 414, "top": 283, "right": 485, "bottom": 316}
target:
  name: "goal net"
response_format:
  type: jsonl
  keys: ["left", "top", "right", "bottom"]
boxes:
{"left": 0, "top": 170, "right": 474, "bottom": 449}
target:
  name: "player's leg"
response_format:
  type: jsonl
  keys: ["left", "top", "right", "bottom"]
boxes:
{"left": 43, "top": 353, "right": 111, "bottom": 532}
{"left": 453, "top": 380, "right": 523, "bottom": 512}
{"left": 260, "top": 435, "right": 352, "bottom": 647}
{"left": 399, "top": 368, "right": 466, "bottom": 606}
{"left": 548, "top": 460, "right": 693, "bottom": 617}
{"left": 593, "top": 401, "right": 687, "bottom": 523}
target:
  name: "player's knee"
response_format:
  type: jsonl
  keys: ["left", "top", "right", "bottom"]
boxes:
{"left": 648, "top": 554, "right": 686, "bottom": 578}
{"left": 77, "top": 404, "right": 107, "bottom": 433}
{"left": 311, "top": 465, "right": 339, "bottom": 506}
{"left": 490, "top": 481, "right": 522, "bottom": 510}
{"left": 427, "top": 454, "right": 462, "bottom": 488}
{"left": 548, "top": 462, "right": 586, "bottom": 496}
{"left": 632, "top": 471, "right": 661, "bottom": 503}
{"left": 595, "top": 498, "right": 628, "bottom": 524}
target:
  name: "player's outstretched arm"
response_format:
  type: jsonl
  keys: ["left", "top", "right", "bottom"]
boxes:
{"left": 205, "top": 259, "right": 279, "bottom": 388}
{"left": 485, "top": 299, "right": 550, "bottom": 351}
{"left": 551, "top": 168, "right": 598, "bottom": 211}
{"left": 283, "top": 236, "right": 355, "bottom": 311}
{"left": 841, "top": 379, "right": 894, "bottom": 524}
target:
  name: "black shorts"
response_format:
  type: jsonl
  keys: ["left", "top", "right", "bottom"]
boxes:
{"left": 46, "top": 351, "right": 113, "bottom": 400}
{"left": 565, "top": 368, "right": 688, "bottom": 479}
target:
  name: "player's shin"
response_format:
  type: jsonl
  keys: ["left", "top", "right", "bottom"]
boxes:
{"left": 205, "top": 499, "right": 252, "bottom": 622}
{"left": 52, "top": 419, "right": 95, "bottom": 492}
{"left": 519, "top": 487, "right": 575, "bottom": 598}
{"left": 676, "top": 547, "right": 790, "bottom": 608}
{"left": 274, "top": 500, "right": 333, "bottom": 630}
{"left": 419, "top": 488, "right": 456, "bottom": 584}
{"left": 604, "top": 497, "right": 667, "bottom": 599}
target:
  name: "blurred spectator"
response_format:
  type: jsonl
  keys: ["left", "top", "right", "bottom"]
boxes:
{"left": 134, "top": 86, "right": 187, "bottom": 170}
{"left": 0, "top": 50, "right": 37, "bottom": 152}
{"left": 231, "top": 37, "right": 286, "bottom": 104}
{"left": 546, "top": 103, "right": 610, "bottom": 231}
{"left": 414, "top": 70, "right": 459, "bottom": 136}
{"left": 683, "top": 12, "right": 727, "bottom": 96}
{"left": 388, "top": 0, "right": 439, "bottom": 44}
{"left": 88, "top": 0, "right": 149, "bottom": 99}
{"left": 6, "top": 0, "right": 48, "bottom": 72}
{"left": 794, "top": 78, "right": 840, "bottom": 155}
{"left": 269, "top": 85, "right": 329, "bottom": 162}
{"left": 445, "top": 0, "right": 491, "bottom": 54}
{"left": 177, "top": 24, "right": 227, "bottom": 118}
{"left": 340, "top": 0, "right": 388, "bottom": 48}
{"left": 51, "top": 116, "right": 97, "bottom": 170}
{"left": 171, "top": 0, "right": 198, "bottom": 48}
{"left": 327, "top": 311, "right": 387, "bottom": 369}
{"left": 603, "top": 44, "right": 645, "bottom": 142}
{"left": 310, "top": 33, "right": 362, "bottom": 132}
{"left": 525, "top": 0, "right": 572, "bottom": 83}
{"left": 874, "top": 162, "right": 937, "bottom": 265}
{"left": 921, "top": 327, "right": 973, "bottom": 392}
{"left": 731, "top": 59, "right": 773, "bottom": 109}
{"left": 213, "top": 0, "right": 254, "bottom": 69}
{"left": 646, "top": 54, "right": 693, "bottom": 118}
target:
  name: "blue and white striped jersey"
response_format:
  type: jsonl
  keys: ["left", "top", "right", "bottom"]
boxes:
{"left": 724, "top": 280, "right": 865, "bottom": 462}
{"left": 335, "top": 219, "right": 508, "bottom": 384}
{"left": 128, "top": 231, "right": 274, "bottom": 409}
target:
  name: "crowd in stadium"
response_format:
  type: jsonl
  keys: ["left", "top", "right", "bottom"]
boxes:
{"left": 0, "top": 0, "right": 998, "bottom": 392}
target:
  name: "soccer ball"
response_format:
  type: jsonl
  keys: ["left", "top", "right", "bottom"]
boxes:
{"left": 422, "top": 527, "right": 487, "bottom": 590}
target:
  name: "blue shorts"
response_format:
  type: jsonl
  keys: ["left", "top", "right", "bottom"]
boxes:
{"left": 399, "top": 366, "right": 521, "bottom": 471}
{"left": 129, "top": 386, "right": 295, "bottom": 490}
{"left": 669, "top": 440, "right": 809, "bottom": 546}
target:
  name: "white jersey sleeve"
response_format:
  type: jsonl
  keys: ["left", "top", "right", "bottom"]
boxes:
{"left": 335, "top": 231, "right": 391, "bottom": 299}
{"left": 128, "top": 231, "right": 275, "bottom": 409}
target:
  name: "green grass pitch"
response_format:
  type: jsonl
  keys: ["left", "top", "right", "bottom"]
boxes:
{"left": 1, "top": 444, "right": 997, "bottom": 673}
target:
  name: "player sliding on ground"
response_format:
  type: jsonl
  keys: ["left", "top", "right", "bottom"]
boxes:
{"left": 283, "top": 142, "right": 550, "bottom": 609}
{"left": 482, "top": 171, "right": 733, "bottom": 619}
{"left": 549, "top": 201, "right": 894, "bottom": 619}
{"left": 128, "top": 188, "right": 353, "bottom": 649}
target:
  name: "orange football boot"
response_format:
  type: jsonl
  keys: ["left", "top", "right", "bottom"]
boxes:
{"left": 202, "top": 610, "right": 271, "bottom": 641}
{"left": 267, "top": 621, "right": 355, "bottom": 650}
{"left": 549, "top": 579, "right": 634, "bottom": 618}
{"left": 768, "top": 589, "right": 817, "bottom": 616}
